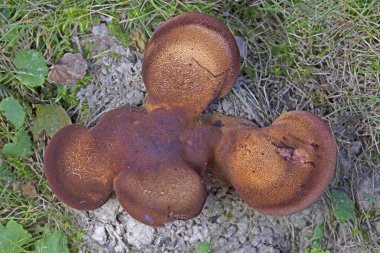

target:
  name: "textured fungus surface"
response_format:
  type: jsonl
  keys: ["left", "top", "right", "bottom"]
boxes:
{"left": 45, "top": 107, "right": 219, "bottom": 227}
{"left": 206, "top": 111, "right": 337, "bottom": 215}
{"left": 113, "top": 108, "right": 209, "bottom": 226}
{"left": 142, "top": 12, "right": 240, "bottom": 118}
{"left": 44, "top": 125, "right": 115, "bottom": 210}
{"left": 44, "top": 13, "right": 337, "bottom": 235}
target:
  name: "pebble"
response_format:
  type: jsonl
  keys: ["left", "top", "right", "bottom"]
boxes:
{"left": 91, "top": 226, "right": 107, "bottom": 244}
{"left": 350, "top": 140, "right": 362, "bottom": 155}
{"left": 126, "top": 218, "right": 155, "bottom": 248}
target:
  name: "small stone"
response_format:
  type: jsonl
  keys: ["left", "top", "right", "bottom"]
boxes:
{"left": 235, "top": 218, "right": 249, "bottom": 238}
{"left": 251, "top": 235, "right": 261, "bottom": 247}
{"left": 225, "top": 225, "right": 237, "bottom": 237}
{"left": 257, "top": 244, "right": 278, "bottom": 253}
{"left": 91, "top": 198, "right": 120, "bottom": 223}
{"left": 261, "top": 227, "right": 273, "bottom": 237}
{"left": 350, "top": 140, "right": 362, "bottom": 155}
{"left": 234, "top": 36, "right": 247, "bottom": 59}
{"left": 92, "top": 23, "right": 109, "bottom": 37}
{"left": 126, "top": 218, "right": 155, "bottom": 248}
{"left": 92, "top": 226, "right": 107, "bottom": 244}
{"left": 237, "top": 246, "right": 257, "bottom": 253}
{"left": 338, "top": 152, "right": 350, "bottom": 172}
{"left": 251, "top": 226, "right": 261, "bottom": 235}
{"left": 222, "top": 100, "right": 232, "bottom": 112}
{"left": 189, "top": 225, "right": 209, "bottom": 243}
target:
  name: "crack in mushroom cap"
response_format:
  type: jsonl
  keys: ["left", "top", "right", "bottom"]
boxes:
{"left": 44, "top": 125, "right": 115, "bottom": 210}
{"left": 142, "top": 12, "right": 240, "bottom": 118}
{"left": 207, "top": 111, "right": 337, "bottom": 215}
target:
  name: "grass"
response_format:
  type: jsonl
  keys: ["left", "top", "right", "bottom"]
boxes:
{"left": 1, "top": 0, "right": 379, "bottom": 252}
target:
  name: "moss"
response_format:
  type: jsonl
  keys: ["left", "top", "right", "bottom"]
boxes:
{"left": 107, "top": 20, "right": 132, "bottom": 47}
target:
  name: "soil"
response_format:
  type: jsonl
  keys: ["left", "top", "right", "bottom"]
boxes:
{"left": 73, "top": 24, "right": 379, "bottom": 253}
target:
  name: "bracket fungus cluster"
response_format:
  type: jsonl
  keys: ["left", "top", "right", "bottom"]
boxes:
{"left": 44, "top": 13, "right": 337, "bottom": 227}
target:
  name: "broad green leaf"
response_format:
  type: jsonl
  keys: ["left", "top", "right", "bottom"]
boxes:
{"left": 0, "top": 160, "right": 11, "bottom": 179}
{"left": 13, "top": 49, "right": 48, "bottom": 87}
{"left": 0, "top": 97, "right": 26, "bottom": 128}
{"left": 2, "top": 129, "right": 32, "bottom": 157}
{"left": 33, "top": 231, "right": 69, "bottom": 253}
{"left": 0, "top": 220, "right": 32, "bottom": 253}
{"left": 311, "top": 226, "right": 324, "bottom": 248}
{"left": 32, "top": 104, "right": 71, "bottom": 138}
{"left": 331, "top": 189, "right": 355, "bottom": 221}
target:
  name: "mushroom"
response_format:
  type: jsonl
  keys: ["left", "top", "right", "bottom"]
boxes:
{"left": 44, "top": 124, "right": 115, "bottom": 210}
{"left": 142, "top": 12, "right": 240, "bottom": 119}
{"left": 44, "top": 12, "right": 241, "bottom": 226}
{"left": 112, "top": 108, "right": 209, "bottom": 226}
{"left": 44, "top": 107, "right": 145, "bottom": 210}
{"left": 43, "top": 12, "right": 337, "bottom": 227}
{"left": 205, "top": 111, "right": 337, "bottom": 215}
{"left": 44, "top": 107, "right": 214, "bottom": 226}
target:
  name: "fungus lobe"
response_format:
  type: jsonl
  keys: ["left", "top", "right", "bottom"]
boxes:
{"left": 205, "top": 111, "right": 337, "bottom": 215}
{"left": 142, "top": 12, "right": 240, "bottom": 118}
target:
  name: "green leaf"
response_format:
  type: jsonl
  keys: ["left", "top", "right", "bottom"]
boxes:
{"left": 0, "top": 160, "right": 11, "bottom": 179}
{"left": 2, "top": 129, "right": 32, "bottom": 157}
{"left": 0, "top": 4, "right": 10, "bottom": 22}
{"left": 364, "top": 192, "right": 380, "bottom": 208}
{"left": 32, "top": 104, "right": 72, "bottom": 139}
{"left": 13, "top": 49, "right": 48, "bottom": 87}
{"left": 2, "top": 24, "right": 29, "bottom": 43}
{"left": 0, "top": 220, "right": 32, "bottom": 253}
{"left": 33, "top": 231, "right": 69, "bottom": 253}
{"left": 196, "top": 239, "right": 213, "bottom": 253}
{"left": 0, "top": 97, "right": 26, "bottom": 128}
{"left": 35, "top": 224, "right": 51, "bottom": 235}
{"left": 331, "top": 189, "right": 355, "bottom": 221}
{"left": 311, "top": 226, "right": 324, "bottom": 248}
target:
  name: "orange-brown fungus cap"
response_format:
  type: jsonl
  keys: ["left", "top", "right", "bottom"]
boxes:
{"left": 213, "top": 111, "right": 336, "bottom": 215}
{"left": 142, "top": 12, "right": 240, "bottom": 118}
{"left": 90, "top": 106, "right": 145, "bottom": 175}
{"left": 115, "top": 164, "right": 206, "bottom": 227}
{"left": 202, "top": 114, "right": 257, "bottom": 180}
{"left": 44, "top": 125, "right": 115, "bottom": 210}
{"left": 113, "top": 108, "right": 207, "bottom": 226}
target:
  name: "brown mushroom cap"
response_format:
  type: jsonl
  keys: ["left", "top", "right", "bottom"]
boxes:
{"left": 142, "top": 12, "right": 240, "bottom": 118}
{"left": 44, "top": 125, "right": 115, "bottom": 210}
{"left": 44, "top": 107, "right": 145, "bottom": 210}
{"left": 202, "top": 114, "right": 257, "bottom": 180}
{"left": 90, "top": 106, "right": 145, "bottom": 175}
{"left": 113, "top": 108, "right": 207, "bottom": 226}
{"left": 114, "top": 163, "right": 207, "bottom": 227}
{"left": 208, "top": 111, "right": 336, "bottom": 215}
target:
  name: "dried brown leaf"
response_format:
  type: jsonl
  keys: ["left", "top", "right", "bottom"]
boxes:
{"left": 131, "top": 30, "right": 147, "bottom": 52}
{"left": 21, "top": 181, "right": 37, "bottom": 198}
{"left": 48, "top": 53, "right": 87, "bottom": 86}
